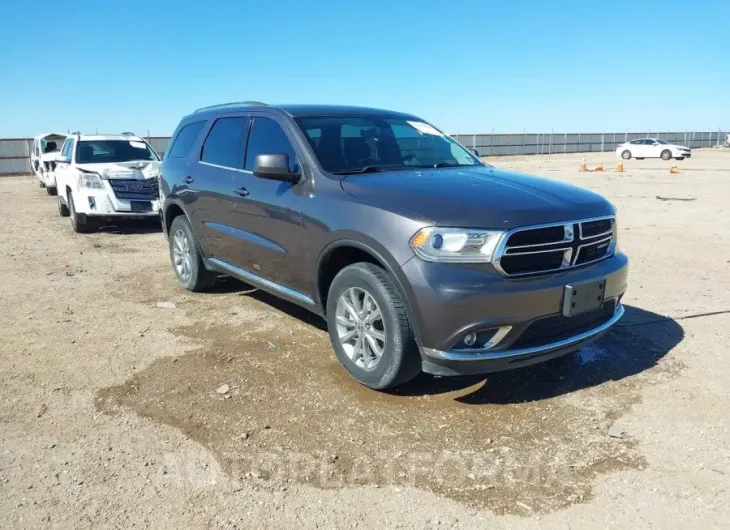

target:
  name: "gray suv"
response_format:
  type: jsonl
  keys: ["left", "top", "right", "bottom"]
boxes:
{"left": 160, "top": 102, "right": 628, "bottom": 390}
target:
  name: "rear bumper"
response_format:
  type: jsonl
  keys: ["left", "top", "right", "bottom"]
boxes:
{"left": 397, "top": 252, "right": 629, "bottom": 376}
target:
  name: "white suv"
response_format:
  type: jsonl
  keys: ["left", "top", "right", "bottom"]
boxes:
{"left": 55, "top": 133, "right": 162, "bottom": 232}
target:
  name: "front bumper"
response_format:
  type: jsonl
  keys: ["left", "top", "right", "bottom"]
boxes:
{"left": 72, "top": 188, "right": 160, "bottom": 217}
{"left": 397, "top": 252, "right": 629, "bottom": 376}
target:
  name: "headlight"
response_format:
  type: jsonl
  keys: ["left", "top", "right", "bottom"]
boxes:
{"left": 78, "top": 172, "right": 104, "bottom": 189}
{"left": 410, "top": 227, "right": 504, "bottom": 263}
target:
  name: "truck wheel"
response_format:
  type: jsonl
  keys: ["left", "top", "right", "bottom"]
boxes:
{"left": 661, "top": 150, "right": 672, "bottom": 160}
{"left": 46, "top": 186, "right": 57, "bottom": 196}
{"left": 169, "top": 215, "right": 215, "bottom": 291}
{"left": 621, "top": 150, "right": 631, "bottom": 160}
{"left": 58, "top": 197, "right": 70, "bottom": 217}
{"left": 68, "top": 193, "right": 95, "bottom": 233}
{"left": 326, "top": 262, "right": 421, "bottom": 390}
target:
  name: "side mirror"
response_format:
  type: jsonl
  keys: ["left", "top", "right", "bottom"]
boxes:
{"left": 55, "top": 154, "right": 70, "bottom": 164}
{"left": 253, "top": 154, "right": 300, "bottom": 183}
{"left": 470, "top": 148, "right": 481, "bottom": 158}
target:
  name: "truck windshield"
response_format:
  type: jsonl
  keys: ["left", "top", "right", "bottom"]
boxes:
{"left": 76, "top": 140, "right": 159, "bottom": 164}
{"left": 295, "top": 116, "right": 482, "bottom": 174}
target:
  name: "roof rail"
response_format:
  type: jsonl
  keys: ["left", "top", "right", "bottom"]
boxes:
{"left": 194, "top": 101, "right": 267, "bottom": 113}
{"left": 121, "top": 131, "right": 136, "bottom": 136}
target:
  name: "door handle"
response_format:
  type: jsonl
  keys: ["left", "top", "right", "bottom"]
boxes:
{"left": 234, "top": 187, "right": 249, "bottom": 197}
{"left": 183, "top": 176, "right": 194, "bottom": 184}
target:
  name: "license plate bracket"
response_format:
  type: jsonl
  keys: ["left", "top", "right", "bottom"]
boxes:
{"left": 562, "top": 279, "right": 605, "bottom": 317}
{"left": 130, "top": 200, "right": 152, "bottom": 212}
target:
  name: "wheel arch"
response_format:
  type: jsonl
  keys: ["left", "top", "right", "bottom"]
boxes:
{"left": 315, "top": 238, "right": 423, "bottom": 347}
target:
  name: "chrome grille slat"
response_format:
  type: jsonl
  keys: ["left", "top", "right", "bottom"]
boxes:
{"left": 494, "top": 216, "right": 615, "bottom": 276}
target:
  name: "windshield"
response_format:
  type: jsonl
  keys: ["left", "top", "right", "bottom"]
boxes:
{"left": 655, "top": 139, "right": 669, "bottom": 144}
{"left": 75, "top": 140, "right": 159, "bottom": 164}
{"left": 295, "top": 116, "right": 482, "bottom": 174}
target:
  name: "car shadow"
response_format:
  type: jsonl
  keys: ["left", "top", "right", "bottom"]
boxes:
{"left": 209, "top": 276, "right": 327, "bottom": 331}
{"left": 96, "top": 219, "right": 162, "bottom": 235}
{"left": 388, "top": 305, "right": 683, "bottom": 404}
{"left": 199, "top": 274, "right": 683, "bottom": 404}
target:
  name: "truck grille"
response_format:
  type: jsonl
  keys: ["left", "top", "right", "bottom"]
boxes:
{"left": 510, "top": 301, "right": 616, "bottom": 349}
{"left": 108, "top": 178, "right": 159, "bottom": 201}
{"left": 494, "top": 216, "right": 615, "bottom": 276}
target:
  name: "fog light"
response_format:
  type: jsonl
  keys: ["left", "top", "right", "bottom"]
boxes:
{"left": 464, "top": 332, "right": 477, "bottom": 346}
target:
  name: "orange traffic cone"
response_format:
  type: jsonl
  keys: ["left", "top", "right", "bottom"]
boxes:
{"left": 616, "top": 161, "right": 624, "bottom": 172}
{"left": 594, "top": 163, "right": 604, "bottom": 172}
{"left": 579, "top": 158, "right": 587, "bottom": 172}
{"left": 669, "top": 166, "right": 681, "bottom": 174}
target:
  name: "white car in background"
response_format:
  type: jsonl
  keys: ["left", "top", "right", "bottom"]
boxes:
{"left": 55, "top": 133, "right": 161, "bottom": 233}
{"left": 30, "top": 132, "right": 67, "bottom": 195}
{"left": 615, "top": 138, "right": 691, "bottom": 161}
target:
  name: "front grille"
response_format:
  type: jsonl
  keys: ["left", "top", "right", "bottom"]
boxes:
{"left": 576, "top": 239, "right": 612, "bottom": 265}
{"left": 506, "top": 226, "right": 566, "bottom": 247}
{"left": 500, "top": 250, "right": 566, "bottom": 275}
{"left": 108, "top": 178, "right": 159, "bottom": 201}
{"left": 511, "top": 301, "right": 616, "bottom": 349}
{"left": 580, "top": 218, "right": 612, "bottom": 238}
{"left": 494, "top": 216, "right": 615, "bottom": 276}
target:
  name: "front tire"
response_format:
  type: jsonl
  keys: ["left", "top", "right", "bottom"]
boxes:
{"left": 46, "top": 185, "right": 57, "bottom": 196}
{"left": 58, "top": 197, "right": 70, "bottom": 217}
{"left": 621, "top": 150, "right": 631, "bottom": 160}
{"left": 39, "top": 180, "right": 46, "bottom": 188}
{"left": 68, "top": 193, "right": 95, "bottom": 233}
{"left": 169, "top": 215, "right": 215, "bottom": 291}
{"left": 326, "top": 263, "right": 421, "bottom": 390}
{"left": 661, "top": 150, "right": 672, "bottom": 161}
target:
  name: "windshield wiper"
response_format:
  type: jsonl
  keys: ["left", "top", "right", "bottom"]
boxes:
{"left": 330, "top": 165, "right": 405, "bottom": 175}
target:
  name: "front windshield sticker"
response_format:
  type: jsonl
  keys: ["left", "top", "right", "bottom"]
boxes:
{"left": 407, "top": 121, "right": 443, "bottom": 136}
{"left": 129, "top": 141, "right": 147, "bottom": 149}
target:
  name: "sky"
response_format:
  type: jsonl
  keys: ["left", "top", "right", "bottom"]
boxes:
{"left": 1, "top": 0, "right": 728, "bottom": 137}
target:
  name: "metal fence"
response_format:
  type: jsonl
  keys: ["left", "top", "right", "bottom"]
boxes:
{"left": 1, "top": 130, "right": 728, "bottom": 175}
{"left": 452, "top": 130, "right": 728, "bottom": 157}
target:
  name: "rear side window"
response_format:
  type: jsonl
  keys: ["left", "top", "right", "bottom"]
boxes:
{"left": 200, "top": 117, "right": 248, "bottom": 169}
{"left": 244, "top": 117, "right": 298, "bottom": 172}
{"left": 168, "top": 121, "right": 206, "bottom": 158}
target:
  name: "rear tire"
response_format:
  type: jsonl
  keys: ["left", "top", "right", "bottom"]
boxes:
{"left": 661, "top": 150, "right": 672, "bottom": 161}
{"left": 326, "top": 262, "right": 421, "bottom": 390}
{"left": 169, "top": 215, "right": 215, "bottom": 291}
{"left": 675, "top": 157, "right": 685, "bottom": 161}
{"left": 68, "top": 193, "right": 96, "bottom": 233}
{"left": 621, "top": 150, "right": 631, "bottom": 160}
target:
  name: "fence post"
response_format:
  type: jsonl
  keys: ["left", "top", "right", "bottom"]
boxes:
{"left": 578, "top": 132, "right": 581, "bottom": 153}
{"left": 601, "top": 130, "right": 605, "bottom": 152}
{"left": 549, "top": 129, "right": 553, "bottom": 158}
{"left": 490, "top": 128, "right": 494, "bottom": 156}
{"left": 522, "top": 129, "right": 526, "bottom": 156}
{"left": 564, "top": 132, "right": 567, "bottom": 153}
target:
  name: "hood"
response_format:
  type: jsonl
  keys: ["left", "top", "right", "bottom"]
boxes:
{"left": 340, "top": 165, "right": 614, "bottom": 228}
{"left": 76, "top": 160, "right": 161, "bottom": 180}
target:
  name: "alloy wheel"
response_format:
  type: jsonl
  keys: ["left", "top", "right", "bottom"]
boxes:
{"left": 335, "top": 287, "right": 386, "bottom": 371}
{"left": 172, "top": 229, "right": 193, "bottom": 281}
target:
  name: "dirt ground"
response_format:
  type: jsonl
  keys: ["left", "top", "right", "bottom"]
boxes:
{"left": 1, "top": 149, "right": 729, "bottom": 529}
